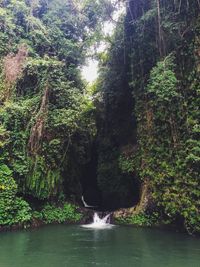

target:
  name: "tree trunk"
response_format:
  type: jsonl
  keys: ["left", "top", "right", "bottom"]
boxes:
{"left": 156, "top": 0, "right": 165, "bottom": 57}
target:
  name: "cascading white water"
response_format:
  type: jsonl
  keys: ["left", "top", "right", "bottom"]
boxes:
{"left": 82, "top": 212, "right": 114, "bottom": 229}
{"left": 93, "top": 213, "right": 110, "bottom": 224}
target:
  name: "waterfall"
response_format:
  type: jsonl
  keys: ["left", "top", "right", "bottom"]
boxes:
{"left": 82, "top": 212, "right": 114, "bottom": 229}
{"left": 93, "top": 213, "right": 110, "bottom": 224}
{"left": 81, "top": 195, "right": 97, "bottom": 208}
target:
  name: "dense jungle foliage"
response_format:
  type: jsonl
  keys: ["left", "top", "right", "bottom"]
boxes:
{"left": 98, "top": 0, "right": 200, "bottom": 233}
{"left": 0, "top": 0, "right": 115, "bottom": 226}
{"left": 0, "top": 0, "right": 199, "bottom": 234}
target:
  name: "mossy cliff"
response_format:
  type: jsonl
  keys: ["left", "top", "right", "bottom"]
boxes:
{"left": 0, "top": 0, "right": 102, "bottom": 227}
{"left": 98, "top": 0, "right": 200, "bottom": 234}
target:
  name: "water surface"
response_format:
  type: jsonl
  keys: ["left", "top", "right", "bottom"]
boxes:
{"left": 0, "top": 225, "right": 200, "bottom": 267}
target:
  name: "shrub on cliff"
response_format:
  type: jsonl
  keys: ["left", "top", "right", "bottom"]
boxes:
{"left": 0, "top": 164, "right": 32, "bottom": 226}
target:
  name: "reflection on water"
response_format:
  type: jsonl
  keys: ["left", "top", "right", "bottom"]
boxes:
{"left": 0, "top": 225, "right": 200, "bottom": 267}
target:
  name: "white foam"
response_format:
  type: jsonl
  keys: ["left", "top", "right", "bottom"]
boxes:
{"left": 81, "top": 213, "right": 115, "bottom": 229}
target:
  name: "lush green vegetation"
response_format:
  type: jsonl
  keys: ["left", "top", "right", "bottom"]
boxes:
{"left": 99, "top": 0, "right": 200, "bottom": 234}
{"left": 115, "top": 212, "right": 160, "bottom": 227}
{"left": 0, "top": 164, "right": 32, "bottom": 226}
{"left": 0, "top": 0, "right": 199, "bottom": 234}
{"left": 0, "top": 0, "right": 113, "bottom": 228}
{"left": 33, "top": 203, "right": 82, "bottom": 224}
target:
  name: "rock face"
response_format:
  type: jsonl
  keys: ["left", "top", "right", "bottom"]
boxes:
{"left": 113, "top": 180, "right": 151, "bottom": 221}
{"left": 97, "top": 0, "right": 200, "bottom": 234}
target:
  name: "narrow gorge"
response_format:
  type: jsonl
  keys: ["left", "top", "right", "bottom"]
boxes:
{"left": 0, "top": 0, "right": 199, "bottom": 235}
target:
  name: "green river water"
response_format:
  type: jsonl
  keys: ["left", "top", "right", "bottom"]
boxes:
{"left": 0, "top": 224, "right": 200, "bottom": 267}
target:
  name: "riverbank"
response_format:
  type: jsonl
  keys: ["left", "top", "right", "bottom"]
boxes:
{"left": 0, "top": 204, "right": 196, "bottom": 236}
{"left": 0, "top": 202, "right": 94, "bottom": 232}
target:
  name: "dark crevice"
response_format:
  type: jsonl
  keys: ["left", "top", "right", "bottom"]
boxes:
{"left": 79, "top": 142, "right": 141, "bottom": 212}
{"left": 80, "top": 142, "right": 102, "bottom": 208}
